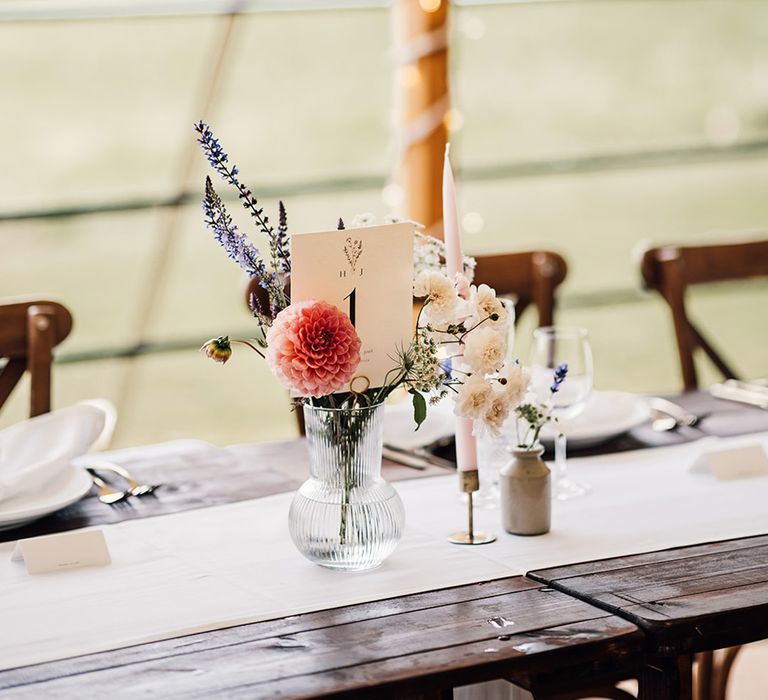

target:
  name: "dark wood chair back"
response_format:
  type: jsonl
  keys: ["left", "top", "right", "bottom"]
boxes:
{"left": 640, "top": 239, "right": 768, "bottom": 390}
{"left": 473, "top": 250, "right": 568, "bottom": 327}
{"left": 0, "top": 300, "right": 73, "bottom": 417}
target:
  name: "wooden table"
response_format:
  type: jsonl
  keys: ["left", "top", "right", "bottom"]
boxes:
{"left": 0, "top": 443, "right": 645, "bottom": 699}
{"left": 0, "top": 577, "right": 643, "bottom": 699}
{"left": 530, "top": 535, "right": 768, "bottom": 700}
{"left": 2, "top": 391, "right": 767, "bottom": 699}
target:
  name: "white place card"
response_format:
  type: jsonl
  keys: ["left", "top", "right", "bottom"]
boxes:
{"left": 11, "top": 529, "right": 111, "bottom": 574}
{"left": 690, "top": 444, "right": 768, "bottom": 481}
{"left": 290, "top": 222, "right": 414, "bottom": 389}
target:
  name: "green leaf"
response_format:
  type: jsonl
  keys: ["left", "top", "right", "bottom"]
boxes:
{"left": 410, "top": 389, "right": 427, "bottom": 431}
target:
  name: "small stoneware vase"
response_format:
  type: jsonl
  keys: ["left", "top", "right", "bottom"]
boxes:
{"left": 500, "top": 445, "right": 551, "bottom": 536}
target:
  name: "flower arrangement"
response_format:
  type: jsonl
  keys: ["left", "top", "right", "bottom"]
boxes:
{"left": 195, "top": 121, "right": 564, "bottom": 441}
{"left": 513, "top": 362, "right": 569, "bottom": 449}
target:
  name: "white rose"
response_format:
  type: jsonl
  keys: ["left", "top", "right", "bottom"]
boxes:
{"left": 471, "top": 284, "right": 508, "bottom": 327}
{"left": 413, "top": 270, "right": 460, "bottom": 322}
{"left": 454, "top": 373, "right": 493, "bottom": 420}
{"left": 482, "top": 387, "right": 512, "bottom": 437}
{"left": 462, "top": 326, "right": 507, "bottom": 375}
{"left": 499, "top": 363, "right": 530, "bottom": 406}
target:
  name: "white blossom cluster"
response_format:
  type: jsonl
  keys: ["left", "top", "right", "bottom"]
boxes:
{"left": 413, "top": 231, "right": 476, "bottom": 283}
{"left": 411, "top": 269, "right": 530, "bottom": 437}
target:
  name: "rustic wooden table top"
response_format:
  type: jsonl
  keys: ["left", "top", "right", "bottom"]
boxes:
{"left": 529, "top": 534, "right": 768, "bottom": 655}
{"left": 0, "top": 576, "right": 643, "bottom": 699}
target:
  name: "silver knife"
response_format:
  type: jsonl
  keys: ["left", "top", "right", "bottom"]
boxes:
{"left": 382, "top": 445, "right": 455, "bottom": 471}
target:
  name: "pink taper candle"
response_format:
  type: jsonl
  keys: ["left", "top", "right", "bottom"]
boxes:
{"left": 442, "top": 144, "right": 478, "bottom": 477}
{"left": 443, "top": 144, "right": 463, "bottom": 283}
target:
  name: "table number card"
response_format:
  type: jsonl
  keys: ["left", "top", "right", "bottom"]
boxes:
{"left": 291, "top": 222, "right": 414, "bottom": 389}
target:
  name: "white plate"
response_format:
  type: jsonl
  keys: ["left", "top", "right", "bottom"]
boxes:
{"left": 542, "top": 391, "right": 651, "bottom": 448}
{"left": 0, "top": 466, "right": 92, "bottom": 532}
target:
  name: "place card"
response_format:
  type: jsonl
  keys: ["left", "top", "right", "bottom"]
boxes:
{"left": 11, "top": 529, "right": 111, "bottom": 574}
{"left": 290, "top": 222, "right": 414, "bottom": 389}
{"left": 690, "top": 444, "right": 768, "bottom": 481}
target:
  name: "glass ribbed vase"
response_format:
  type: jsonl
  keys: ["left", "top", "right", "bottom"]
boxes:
{"left": 288, "top": 402, "right": 405, "bottom": 571}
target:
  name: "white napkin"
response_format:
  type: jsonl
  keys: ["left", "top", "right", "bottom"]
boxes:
{"left": 0, "top": 404, "right": 107, "bottom": 504}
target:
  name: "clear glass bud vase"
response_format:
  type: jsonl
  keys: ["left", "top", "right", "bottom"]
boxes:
{"left": 289, "top": 402, "right": 405, "bottom": 571}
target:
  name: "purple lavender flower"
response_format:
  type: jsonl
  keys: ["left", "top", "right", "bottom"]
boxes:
{"left": 195, "top": 121, "right": 236, "bottom": 183}
{"left": 550, "top": 362, "right": 568, "bottom": 393}
{"left": 194, "top": 121, "right": 290, "bottom": 273}
{"left": 202, "top": 176, "right": 270, "bottom": 281}
{"left": 274, "top": 200, "right": 290, "bottom": 273}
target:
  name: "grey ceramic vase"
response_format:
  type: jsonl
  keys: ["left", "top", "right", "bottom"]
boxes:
{"left": 500, "top": 445, "right": 551, "bottom": 536}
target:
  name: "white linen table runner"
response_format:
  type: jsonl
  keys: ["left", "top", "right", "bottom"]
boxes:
{"left": 3, "top": 432, "right": 768, "bottom": 671}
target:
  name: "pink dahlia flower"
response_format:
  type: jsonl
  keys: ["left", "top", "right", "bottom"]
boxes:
{"left": 266, "top": 300, "right": 362, "bottom": 397}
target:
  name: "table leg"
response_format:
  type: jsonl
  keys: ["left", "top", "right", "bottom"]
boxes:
{"left": 694, "top": 651, "right": 712, "bottom": 700}
{"left": 638, "top": 654, "right": 693, "bottom": 700}
{"left": 711, "top": 646, "right": 742, "bottom": 700}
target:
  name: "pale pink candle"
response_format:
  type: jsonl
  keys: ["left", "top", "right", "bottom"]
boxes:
{"left": 442, "top": 143, "right": 478, "bottom": 475}
{"left": 442, "top": 144, "right": 463, "bottom": 283}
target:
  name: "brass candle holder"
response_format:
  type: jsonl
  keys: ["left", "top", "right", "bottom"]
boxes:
{"left": 448, "top": 470, "right": 497, "bottom": 545}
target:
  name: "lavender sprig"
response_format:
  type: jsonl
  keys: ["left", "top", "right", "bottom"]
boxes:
{"left": 274, "top": 200, "right": 290, "bottom": 274}
{"left": 247, "top": 291, "right": 275, "bottom": 334}
{"left": 202, "top": 176, "right": 270, "bottom": 281}
{"left": 194, "top": 121, "right": 291, "bottom": 275}
{"left": 550, "top": 363, "right": 568, "bottom": 393}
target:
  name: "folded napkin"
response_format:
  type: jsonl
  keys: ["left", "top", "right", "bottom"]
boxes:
{"left": 0, "top": 404, "right": 107, "bottom": 504}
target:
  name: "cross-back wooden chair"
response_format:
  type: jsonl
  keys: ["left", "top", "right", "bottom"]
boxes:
{"left": 640, "top": 239, "right": 768, "bottom": 390}
{"left": 244, "top": 250, "right": 568, "bottom": 436}
{"left": 0, "top": 300, "right": 73, "bottom": 417}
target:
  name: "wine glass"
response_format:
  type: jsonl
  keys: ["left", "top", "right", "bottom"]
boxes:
{"left": 529, "top": 326, "right": 593, "bottom": 500}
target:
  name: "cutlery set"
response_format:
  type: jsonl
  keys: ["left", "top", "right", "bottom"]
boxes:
{"left": 710, "top": 379, "right": 768, "bottom": 410}
{"left": 86, "top": 461, "right": 160, "bottom": 506}
{"left": 383, "top": 433, "right": 456, "bottom": 471}
{"left": 382, "top": 444, "right": 455, "bottom": 471}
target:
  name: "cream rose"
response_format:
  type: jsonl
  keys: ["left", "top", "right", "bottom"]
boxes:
{"left": 454, "top": 372, "right": 493, "bottom": 420}
{"left": 499, "top": 363, "right": 530, "bottom": 407}
{"left": 482, "top": 388, "right": 512, "bottom": 437}
{"left": 413, "top": 270, "right": 461, "bottom": 323}
{"left": 462, "top": 326, "right": 507, "bottom": 375}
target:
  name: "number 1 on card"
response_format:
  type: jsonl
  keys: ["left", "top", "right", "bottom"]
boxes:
{"left": 344, "top": 288, "right": 356, "bottom": 327}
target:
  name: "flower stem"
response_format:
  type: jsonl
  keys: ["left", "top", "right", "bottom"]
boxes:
{"left": 230, "top": 339, "right": 266, "bottom": 359}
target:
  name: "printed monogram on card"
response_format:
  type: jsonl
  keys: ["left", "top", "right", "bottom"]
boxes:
{"left": 344, "top": 237, "right": 363, "bottom": 274}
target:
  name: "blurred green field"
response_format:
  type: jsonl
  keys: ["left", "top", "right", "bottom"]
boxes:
{"left": 1, "top": 2, "right": 767, "bottom": 446}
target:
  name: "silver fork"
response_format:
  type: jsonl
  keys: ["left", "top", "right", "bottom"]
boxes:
{"left": 88, "top": 472, "right": 131, "bottom": 505}
{"left": 88, "top": 460, "right": 160, "bottom": 497}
